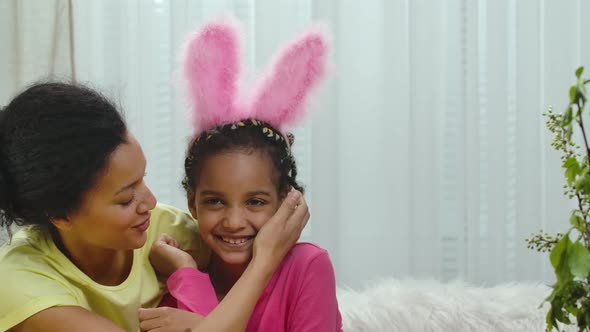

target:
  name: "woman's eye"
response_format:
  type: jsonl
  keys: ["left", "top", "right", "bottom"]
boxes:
{"left": 120, "top": 195, "right": 135, "bottom": 206}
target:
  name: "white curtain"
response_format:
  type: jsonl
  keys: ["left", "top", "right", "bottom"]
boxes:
{"left": 2, "top": 0, "right": 589, "bottom": 289}
{"left": 0, "top": 0, "right": 76, "bottom": 103}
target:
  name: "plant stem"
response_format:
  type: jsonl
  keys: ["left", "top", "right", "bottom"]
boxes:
{"left": 577, "top": 107, "right": 590, "bottom": 160}
{"left": 577, "top": 97, "right": 590, "bottom": 247}
{"left": 576, "top": 193, "right": 590, "bottom": 245}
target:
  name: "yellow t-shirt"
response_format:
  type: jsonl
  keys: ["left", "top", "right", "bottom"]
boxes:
{"left": 0, "top": 203, "right": 209, "bottom": 332}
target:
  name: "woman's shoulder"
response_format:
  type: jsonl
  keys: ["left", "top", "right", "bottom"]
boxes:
{"left": 0, "top": 228, "right": 77, "bottom": 285}
{"left": 151, "top": 202, "right": 192, "bottom": 220}
{"left": 0, "top": 228, "right": 78, "bottom": 313}
{"left": 147, "top": 203, "right": 197, "bottom": 240}
{"left": 0, "top": 227, "right": 54, "bottom": 264}
{"left": 0, "top": 232, "right": 80, "bottom": 331}
{"left": 147, "top": 203, "right": 210, "bottom": 267}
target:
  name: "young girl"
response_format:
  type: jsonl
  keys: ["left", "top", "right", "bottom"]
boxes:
{"left": 139, "top": 20, "right": 342, "bottom": 332}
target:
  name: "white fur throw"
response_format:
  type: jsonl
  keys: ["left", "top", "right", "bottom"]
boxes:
{"left": 337, "top": 279, "right": 576, "bottom": 332}
{"left": 0, "top": 232, "right": 578, "bottom": 332}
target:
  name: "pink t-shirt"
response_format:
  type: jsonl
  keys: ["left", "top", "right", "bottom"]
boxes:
{"left": 162, "top": 242, "right": 342, "bottom": 332}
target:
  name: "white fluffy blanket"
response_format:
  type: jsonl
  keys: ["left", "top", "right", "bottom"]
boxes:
{"left": 337, "top": 279, "right": 576, "bottom": 332}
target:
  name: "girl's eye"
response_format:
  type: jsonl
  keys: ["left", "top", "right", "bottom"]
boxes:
{"left": 248, "top": 198, "right": 266, "bottom": 206}
{"left": 205, "top": 198, "right": 223, "bottom": 205}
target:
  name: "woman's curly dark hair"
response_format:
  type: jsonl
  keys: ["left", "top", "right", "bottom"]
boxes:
{"left": 0, "top": 82, "right": 127, "bottom": 235}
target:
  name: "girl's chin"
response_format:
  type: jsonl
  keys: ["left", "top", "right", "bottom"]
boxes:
{"left": 214, "top": 251, "right": 253, "bottom": 266}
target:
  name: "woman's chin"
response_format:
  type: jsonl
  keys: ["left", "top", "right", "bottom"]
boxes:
{"left": 124, "top": 232, "right": 148, "bottom": 250}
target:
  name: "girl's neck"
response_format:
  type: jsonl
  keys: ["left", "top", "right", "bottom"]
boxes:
{"left": 53, "top": 232, "right": 133, "bottom": 286}
{"left": 208, "top": 255, "right": 250, "bottom": 301}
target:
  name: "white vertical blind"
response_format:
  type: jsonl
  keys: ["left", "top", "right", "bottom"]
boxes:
{"left": 1, "top": 0, "right": 589, "bottom": 288}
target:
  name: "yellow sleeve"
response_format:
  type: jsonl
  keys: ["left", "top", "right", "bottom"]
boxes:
{"left": 147, "top": 203, "right": 211, "bottom": 268}
{"left": 0, "top": 262, "right": 78, "bottom": 330}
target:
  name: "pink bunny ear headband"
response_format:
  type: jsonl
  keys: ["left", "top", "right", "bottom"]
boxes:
{"left": 181, "top": 18, "right": 328, "bottom": 188}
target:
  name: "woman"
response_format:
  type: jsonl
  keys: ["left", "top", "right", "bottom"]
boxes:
{"left": 0, "top": 82, "right": 308, "bottom": 332}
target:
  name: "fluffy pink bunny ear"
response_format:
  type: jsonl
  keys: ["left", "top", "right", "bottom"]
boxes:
{"left": 184, "top": 20, "right": 240, "bottom": 133}
{"left": 250, "top": 29, "right": 328, "bottom": 129}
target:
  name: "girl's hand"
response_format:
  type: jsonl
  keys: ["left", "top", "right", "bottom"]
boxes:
{"left": 139, "top": 307, "right": 203, "bottom": 332}
{"left": 251, "top": 190, "right": 309, "bottom": 272}
{"left": 150, "top": 234, "right": 197, "bottom": 277}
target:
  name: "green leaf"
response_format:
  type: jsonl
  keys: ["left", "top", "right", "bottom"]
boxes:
{"left": 564, "top": 157, "right": 582, "bottom": 186}
{"left": 571, "top": 86, "right": 577, "bottom": 103}
{"left": 570, "top": 213, "right": 585, "bottom": 232}
{"left": 546, "top": 306, "right": 556, "bottom": 330}
{"left": 562, "top": 105, "right": 574, "bottom": 126}
{"left": 563, "top": 156, "right": 580, "bottom": 169}
{"left": 567, "top": 242, "right": 590, "bottom": 278}
{"left": 578, "top": 80, "right": 588, "bottom": 103}
{"left": 576, "top": 67, "right": 584, "bottom": 78}
{"left": 551, "top": 234, "right": 570, "bottom": 269}
{"left": 566, "top": 125, "right": 574, "bottom": 141}
{"left": 551, "top": 234, "right": 573, "bottom": 282}
{"left": 575, "top": 174, "right": 590, "bottom": 194}
{"left": 555, "top": 298, "right": 572, "bottom": 324}
{"left": 585, "top": 312, "right": 590, "bottom": 331}
{"left": 545, "top": 284, "right": 560, "bottom": 303}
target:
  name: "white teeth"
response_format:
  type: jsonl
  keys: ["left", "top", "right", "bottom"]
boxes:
{"left": 220, "top": 237, "right": 250, "bottom": 244}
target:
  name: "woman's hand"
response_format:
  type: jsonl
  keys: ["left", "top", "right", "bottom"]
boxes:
{"left": 139, "top": 307, "right": 204, "bottom": 332}
{"left": 150, "top": 234, "right": 197, "bottom": 277}
{"left": 251, "top": 190, "right": 309, "bottom": 272}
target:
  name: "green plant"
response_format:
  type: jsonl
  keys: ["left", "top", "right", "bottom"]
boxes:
{"left": 527, "top": 67, "right": 590, "bottom": 331}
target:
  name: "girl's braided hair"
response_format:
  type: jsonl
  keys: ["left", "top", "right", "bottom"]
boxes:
{"left": 182, "top": 119, "right": 303, "bottom": 195}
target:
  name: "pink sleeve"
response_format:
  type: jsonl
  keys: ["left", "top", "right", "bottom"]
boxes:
{"left": 287, "top": 251, "right": 343, "bottom": 332}
{"left": 166, "top": 267, "right": 219, "bottom": 316}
